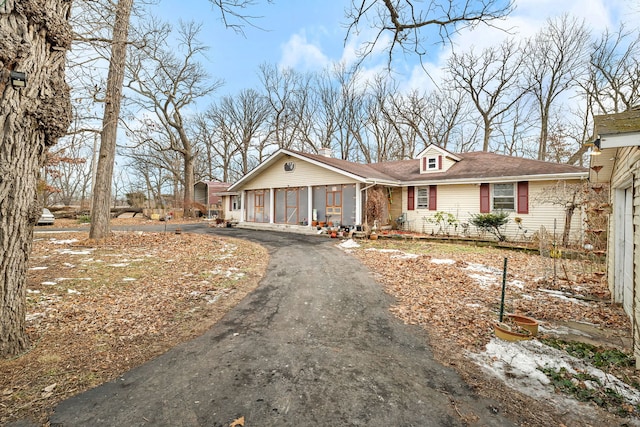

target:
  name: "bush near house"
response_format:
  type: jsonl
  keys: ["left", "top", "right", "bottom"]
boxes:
{"left": 470, "top": 212, "right": 510, "bottom": 241}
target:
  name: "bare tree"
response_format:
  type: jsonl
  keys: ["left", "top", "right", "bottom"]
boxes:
{"left": 345, "top": 0, "right": 513, "bottom": 66}
{"left": 125, "top": 144, "right": 173, "bottom": 208}
{"left": 522, "top": 14, "right": 590, "bottom": 160}
{"left": 205, "top": 89, "right": 270, "bottom": 179}
{"left": 447, "top": 39, "right": 528, "bottom": 152}
{"left": 45, "top": 143, "right": 90, "bottom": 207}
{"left": 124, "top": 20, "right": 223, "bottom": 217}
{"left": 259, "top": 63, "right": 314, "bottom": 151}
{"left": 582, "top": 25, "right": 640, "bottom": 114}
{"left": 364, "top": 75, "right": 401, "bottom": 162}
{"left": 89, "top": 0, "right": 134, "bottom": 239}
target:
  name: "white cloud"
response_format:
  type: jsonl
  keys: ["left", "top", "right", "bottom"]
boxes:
{"left": 279, "top": 31, "right": 330, "bottom": 71}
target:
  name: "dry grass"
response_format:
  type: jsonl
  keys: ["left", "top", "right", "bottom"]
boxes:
{"left": 1, "top": 228, "right": 268, "bottom": 425}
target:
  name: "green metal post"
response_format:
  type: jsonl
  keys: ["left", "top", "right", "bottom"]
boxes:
{"left": 499, "top": 257, "right": 508, "bottom": 323}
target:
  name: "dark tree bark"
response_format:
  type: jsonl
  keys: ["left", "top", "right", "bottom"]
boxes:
{"left": 0, "top": 0, "right": 73, "bottom": 357}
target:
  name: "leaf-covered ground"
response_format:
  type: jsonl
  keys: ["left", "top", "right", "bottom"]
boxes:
{"left": 0, "top": 224, "right": 268, "bottom": 425}
{"left": 2, "top": 222, "right": 637, "bottom": 426}
{"left": 348, "top": 239, "right": 627, "bottom": 351}
{"left": 342, "top": 237, "right": 639, "bottom": 425}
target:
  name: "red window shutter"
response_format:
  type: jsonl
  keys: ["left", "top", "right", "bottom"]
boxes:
{"left": 517, "top": 181, "right": 529, "bottom": 214}
{"left": 438, "top": 155, "right": 443, "bottom": 170}
{"left": 480, "top": 183, "right": 490, "bottom": 213}
{"left": 422, "top": 157, "right": 427, "bottom": 172}
{"left": 408, "top": 186, "right": 415, "bottom": 210}
{"left": 429, "top": 185, "right": 437, "bottom": 210}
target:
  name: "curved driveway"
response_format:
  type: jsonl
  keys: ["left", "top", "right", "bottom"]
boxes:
{"left": 51, "top": 226, "right": 514, "bottom": 426}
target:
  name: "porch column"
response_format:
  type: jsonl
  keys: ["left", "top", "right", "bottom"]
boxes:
{"left": 270, "top": 188, "right": 275, "bottom": 224}
{"left": 239, "top": 190, "right": 246, "bottom": 223}
{"left": 307, "top": 185, "right": 313, "bottom": 227}
{"left": 355, "top": 182, "right": 362, "bottom": 226}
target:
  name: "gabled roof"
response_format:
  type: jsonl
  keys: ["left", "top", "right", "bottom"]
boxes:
{"left": 228, "top": 148, "right": 587, "bottom": 191}
{"left": 416, "top": 144, "right": 462, "bottom": 162}
{"left": 293, "top": 151, "right": 399, "bottom": 183}
{"left": 372, "top": 151, "right": 587, "bottom": 183}
{"left": 227, "top": 149, "right": 399, "bottom": 192}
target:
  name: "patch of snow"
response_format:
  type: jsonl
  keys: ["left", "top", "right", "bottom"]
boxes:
{"left": 58, "top": 249, "right": 94, "bottom": 255}
{"left": 509, "top": 280, "right": 525, "bottom": 289}
{"left": 431, "top": 258, "right": 456, "bottom": 265}
{"left": 27, "top": 289, "right": 41, "bottom": 294}
{"left": 49, "top": 238, "right": 79, "bottom": 245}
{"left": 376, "top": 248, "right": 404, "bottom": 254}
{"left": 538, "top": 289, "right": 591, "bottom": 306}
{"left": 26, "top": 312, "right": 45, "bottom": 322}
{"left": 107, "top": 263, "right": 129, "bottom": 267}
{"left": 338, "top": 239, "right": 360, "bottom": 249}
{"left": 29, "top": 266, "right": 48, "bottom": 270}
{"left": 63, "top": 263, "right": 75, "bottom": 268}
{"left": 464, "top": 263, "right": 501, "bottom": 275}
{"left": 391, "top": 253, "right": 420, "bottom": 259}
{"left": 207, "top": 294, "right": 222, "bottom": 304}
{"left": 469, "top": 338, "right": 640, "bottom": 416}
{"left": 466, "top": 303, "right": 482, "bottom": 308}
{"left": 41, "top": 281, "right": 57, "bottom": 286}
{"left": 67, "top": 289, "right": 81, "bottom": 294}
{"left": 538, "top": 324, "right": 592, "bottom": 338}
{"left": 122, "top": 277, "right": 137, "bottom": 282}
{"left": 467, "top": 273, "right": 497, "bottom": 289}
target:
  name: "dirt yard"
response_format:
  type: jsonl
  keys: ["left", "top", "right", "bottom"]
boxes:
{"left": 1, "top": 219, "right": 637, "bottom": 426}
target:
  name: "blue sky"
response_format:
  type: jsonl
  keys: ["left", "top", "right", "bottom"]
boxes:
{"left": 155, "top": 0, "right": 636, "bottom": 98}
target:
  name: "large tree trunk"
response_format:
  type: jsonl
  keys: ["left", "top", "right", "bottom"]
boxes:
{"left": 0, "top": 0, "right": 72, "bottom": 357}
{"left": 89, "top": 0, "right": 133, "bottom": 239}
{"left": 183, "top": 152, "right": 196, "bottom": 218}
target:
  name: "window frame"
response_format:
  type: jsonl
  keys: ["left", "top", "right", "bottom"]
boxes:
{"left": 416, "top": 186, "right": 429, "bottom": 209}
{"left": 231, "top": 195, "right": 241, "bottom": 211}
{"left": 492, "top": 183, "right": 515, "bottom": 211}
{"left": 427, "top": 157, "right": 438, "bottom": 170}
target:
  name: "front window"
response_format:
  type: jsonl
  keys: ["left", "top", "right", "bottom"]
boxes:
{"left": 416, "top": 187, "right": 429, "bottom": 209}
{"left": 427, "top": 157, "right": 438, "bottom": 170}
{"left": 231, "top": 195, "right": 241, "bottom": 210}
{"left": 493, "top": 183, "right": 514, "bottom": 210}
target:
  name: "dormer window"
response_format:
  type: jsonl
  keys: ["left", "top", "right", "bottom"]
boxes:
{"left": 417, "top": 144, "right": 460, "bottom": 174}
{"left": 422, "top": 155, "right": 442, "bottom": 172}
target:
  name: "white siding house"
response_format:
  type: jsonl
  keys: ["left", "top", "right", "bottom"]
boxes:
{"left": 589, "top": 109, "right": 640, "bottom": 367}
{"left": 221, "top": 145, "right": 588, "bottom": 242}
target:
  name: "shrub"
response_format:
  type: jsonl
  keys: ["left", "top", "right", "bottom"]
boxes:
{"left": 76, "top": 214, "right": 91, "bottom": 224}
{"left": 469, "top": 212, "right": 510, "bottom": 241}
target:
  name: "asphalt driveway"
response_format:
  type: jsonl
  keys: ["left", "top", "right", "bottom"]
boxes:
{"left": 50, "top": 227, "right": 514, "bottom": 426}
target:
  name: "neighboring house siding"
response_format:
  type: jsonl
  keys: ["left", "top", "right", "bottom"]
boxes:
{"left": 606, "top": 147, "right": 640, "bottom": 350}
{"left": 242, "top": 157, "right": 360, "bottom": 190}
{"left": 401, "top": 180, "right": 584, "bottom": 241}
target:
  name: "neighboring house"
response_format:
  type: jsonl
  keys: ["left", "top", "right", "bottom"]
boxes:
{"left": 221, "top": 145, "right": 588, "bottom": 241}
{"left": 589, "top": 109, "right": 640, "bottom": 366}
{"left": 193, "top": 181, "right": 230, "bottom": 217}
